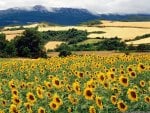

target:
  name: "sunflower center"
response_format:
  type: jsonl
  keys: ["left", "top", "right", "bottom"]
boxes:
{"left": 56, "top": 98, "right": 60, "bottom": 103}
{"left": 29, "top": 95, "right": 34, "bottom": 100}
{"left": 122, "top": 78, "right": 127, "bottom": 83}
{"left": 131, "top": 91, "right": 136, "bottom": 98}
{"left": 52, "top": 103, "right": 56, "bottom": 108}
{"left": 55, "top": 80, "right": 59, "bottom": 85}
{"left": 120, "top": 103, "right": 125, "bottom": 109}
{"left": 86, "top": 90, "right": 92, "bottom": 96}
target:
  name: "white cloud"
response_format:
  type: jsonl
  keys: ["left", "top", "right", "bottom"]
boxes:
{"left": 0, "top": 0, "right": 149, "bottom": 14}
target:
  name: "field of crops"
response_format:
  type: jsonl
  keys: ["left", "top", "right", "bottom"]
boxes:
{"left": 0, "top": 54, "right": 150, "bottom": 113}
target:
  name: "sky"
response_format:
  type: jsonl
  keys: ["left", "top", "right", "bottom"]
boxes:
{"left": 0, "top": 0, "right": 150, "bottom": 14}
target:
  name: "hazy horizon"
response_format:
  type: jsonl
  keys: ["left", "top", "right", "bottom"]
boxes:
{"left": 0, "top": 0, "right": 150, "bottom": 14}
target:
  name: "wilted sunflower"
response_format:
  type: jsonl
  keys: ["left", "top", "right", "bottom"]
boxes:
{"left": 127, "top": 88, "right": 138, "bottom": 102}
{"left": 119, "top": 75, "right": 129, "bottom": 87}
{"left": 89, "top": 106, "right": 96, "bottom": 113}
{"left": 110, "top": 95, "right": 117, "bottom": 105}
{"left": 140, "top": 80, "right": 145, "bottom": 87}
{"left": 83, "top": 87, "right": 94, "bottom": 100}
{"left": 49, "top": 101, "right": 59, "bottom": 111}
{"left": 95, "top": 96, "right": 103, "bottom": 109}
{"left": 9, "top": 104, "right": 20, "bottom": 113}
{"left": 38, "top": 107, "right": 45, "bottom": 113}
{"left": 144, "top": 96, "right": 150, "bottom": 103}
{"left": 26, "top": 92, "right": 36, "bottom": 103}
{"left": 117, "top": 100, "right": 128, "bottom": 112}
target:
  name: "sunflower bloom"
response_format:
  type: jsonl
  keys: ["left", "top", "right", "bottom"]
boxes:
{"left": 49, "top": 101, "right": 59, "bottom": 111}
{"left": 95, "top": 96, "right": 103, "bottom": 109}
{"left": 119, "top": 75, "right": 129, "bottom": 87}
{"left": 83, "top": 87, "right": 94, "bottom": 100}
{"left": 26, "top": 92, "right": 36, "bottom": 103}
{"left": 38, "top": 107, "right": 45, "bottom": 113}
{"left": 9, "top": 104, "right": 20, "bottom": 113}
{"left": 117, "top": 100, "right": 128, "bottom": 112}
{"left": 127, "top": 88, "right": 138, "bottom": 102}
{"left": 89, "top": 106, "right": 96, "bottom": 113}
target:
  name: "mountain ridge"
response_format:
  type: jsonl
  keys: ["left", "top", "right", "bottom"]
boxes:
{"left": 0, "top": 5, "right": 150, "bottom": 27}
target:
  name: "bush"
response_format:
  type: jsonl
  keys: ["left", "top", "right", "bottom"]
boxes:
{"left": 59, "top": 50, "right": 72, "bottom": 57}
{"left": 13, "top": 28, "right": 47, "bottom": 58}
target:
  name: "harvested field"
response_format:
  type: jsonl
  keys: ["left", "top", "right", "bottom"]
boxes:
{"left": 126, "top": 37, "right": 150, "bottom": 45}
{"left": 44, "top": 41, "right": 64, "bottom": 50}
{"left": 99, "top": 20, "right": 150, "bottom": 28}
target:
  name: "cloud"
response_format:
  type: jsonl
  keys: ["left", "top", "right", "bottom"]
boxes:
{"left": 0, "top": 0, "right": 149, "bottom": 14}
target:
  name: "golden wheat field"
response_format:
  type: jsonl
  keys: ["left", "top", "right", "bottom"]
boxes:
{"left": 44, "top": 41, "right": 64, "bottom": 50}
{"left": 0, "top": 54, "right": 150, "bottom": 113}
{"left": 1, "top": 21, "right": 150, "bottom": 47}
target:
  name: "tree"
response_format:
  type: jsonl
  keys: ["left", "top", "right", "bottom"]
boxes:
{"left": 14, "top": 28, "right": 47, "bottom": 58}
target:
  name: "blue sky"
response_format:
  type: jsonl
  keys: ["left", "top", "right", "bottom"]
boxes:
{"left": 0, "top": 0, "right": 150, "bottom": 14}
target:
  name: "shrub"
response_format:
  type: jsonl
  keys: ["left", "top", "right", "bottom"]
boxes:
{"left": 59, "top": 50, "right": 72, "bottom": 57}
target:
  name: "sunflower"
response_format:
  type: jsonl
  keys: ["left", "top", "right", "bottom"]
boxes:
{"left": 24, "top": 102, "right": 32, "bottom": 112}
{"left": 103, "top": 81, "right": 109, "bottom": 89}
{"left": 89, "top": 106, "right": 96, "bottom": 113}
{"left": 95, "top": 96, "right": 103, "bottom": 109}
{"left": 52, "top": 77, "right": 61, "bottom": 89}
{"left": 138, "top": 63, "right": 145, "bottom": 71}
{"left": 1, "top": 99, "right": 7, "bottom": 107}
{"left": 117, "top": 100, "right": 128, "bottom": 112}
{"left": 67, "top": 107, "right": 73, "bottom": 113}
{"left": 97, "top": 72, "right": 105, "bottom": 84}
{"left": 9, "top": 104, "right": 20, "bottom": 113}
{"left": 144, "top": 96, "right": 150, "bottom": 103}
{"left": 26, "top": 92, "right": 36, "bottom": 103}
{"left": 44, "top": 81, "right": 52, "bottom": 89}
{"left": 83, "top": 87, "right": 94, "bottom": 100}
{"left": 72, "top": 82, "right": 81, "bottom": 95}
{"left": 110, "top": 95, "right": 117, "bottom": 105}
{"left": 129, "top": 71, "right": 137, "bottom": 79}
{"left": 36, "top": 87, "right": 44, "bottom": 99}
{"left": 107, "top": 72, "right": 116, "bottom": 82}
{"left": 38, "top": 107, "right": 45, "bottom": 113}
{"left": 49, "top": 101, "right": 59, "bottom": 111}
{"left": 119, "top": 75, "right": 129, "bottom": 87}
{"left": 127, "top": 88, "right": 138, "bottom": 102}
{"left": 52, "top": 94, "right": 63, "bottom": 106}
{"left": 140, "top": 80, "right": 145, "bottom": 87}
{"left": 11, "top": 89, "right": 19, "bottom": 97}
{"left": 11, "top": 96, "right": 22, "bottom": 107}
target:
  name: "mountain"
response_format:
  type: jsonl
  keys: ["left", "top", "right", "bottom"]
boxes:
{"left": 0, "top": 5, "right": 99, "bottom": 26}
{"left": 0, "top": 5, "right": 150, "bottom": 26}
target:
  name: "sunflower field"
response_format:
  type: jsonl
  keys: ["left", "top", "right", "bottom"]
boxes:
{"left": 0, "top": 54, "right": 150, "bottom": 113}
